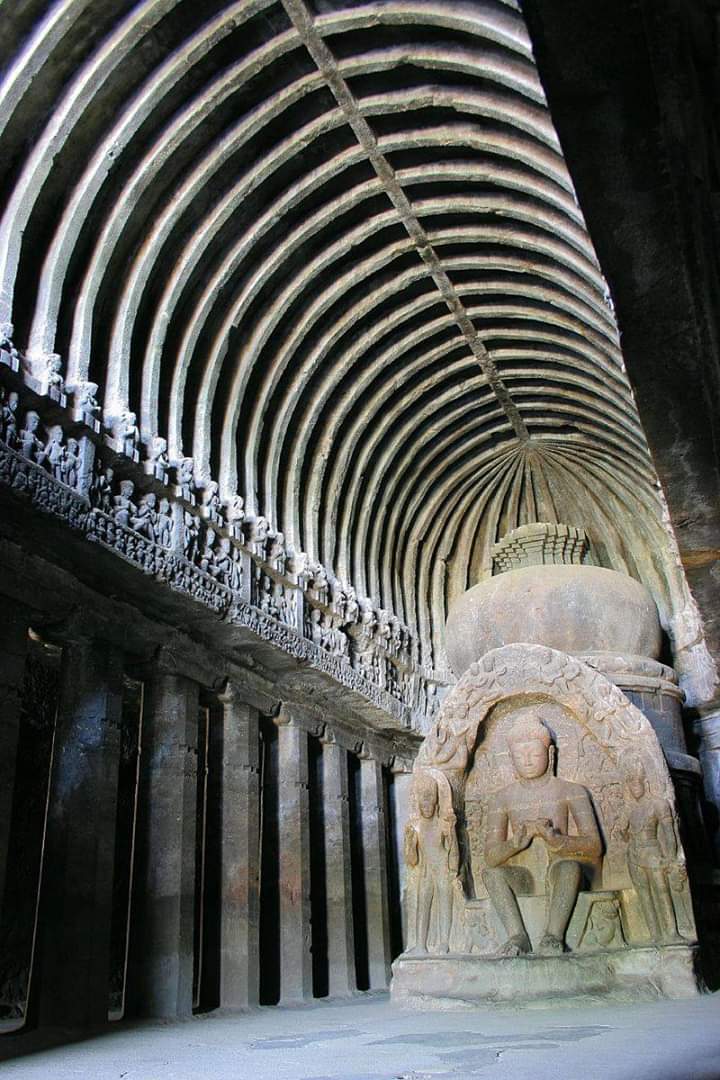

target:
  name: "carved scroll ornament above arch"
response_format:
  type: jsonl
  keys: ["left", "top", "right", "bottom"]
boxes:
{"left": 415, "top": 643, "right": 673, "bottom": 803}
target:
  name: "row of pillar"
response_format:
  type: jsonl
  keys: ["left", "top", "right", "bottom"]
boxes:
{"left": 0, "top": 611, "right": 397, "bottom": 1027}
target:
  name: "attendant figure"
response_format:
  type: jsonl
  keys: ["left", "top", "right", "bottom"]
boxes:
{"left": 621, "top": 761, "right": 690, "bottom": 944}
{"left": 404, "top": 772, "right": 460, "bottom": 955}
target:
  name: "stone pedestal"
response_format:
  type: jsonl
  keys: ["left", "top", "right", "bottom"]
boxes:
{"left": 214, "top": 683, "right": 260, "bottom": 1009}
{"left": 275, "top": 707, "right": 312, "bottom": 1004}
{"left": 36, "top": 636, "right": 124, "bottom": 1028}
{"left": 129, "top": 672, "right": 199, "bottom": 1019}
{"left": 0, "top": 606, "right": 29, "bottom": 914}
{"left": 391, "top": 945, "right": 700, "bottom": 1007}
{"left": 322, "top": 731, "right": 355, "bottom": 996}
{"left": 360, "top": 748, "right": 392, "bottom": 990}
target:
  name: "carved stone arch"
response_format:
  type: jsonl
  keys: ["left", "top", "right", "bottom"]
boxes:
{"left": 415, "top": 643, "right": 674, "bottom": 806}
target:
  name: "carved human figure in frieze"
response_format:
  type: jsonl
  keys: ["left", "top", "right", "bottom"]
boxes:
{"left": 225, "top": 493, "right": 245, "bottom": 539}
{"left": 307, "top": 606, "right": 324, "bottom": 646}
{"left": 621, "top": 760, "right": 692, "bottom": 945}
{"left": 308, "top": 560, "right": 328, "bottom": 601}
{"left": 1, "top": 390, "right": 19, "bottom": 447}
{"left": 63, "top": 437, "right": 80, "bottom": 489}
{"left": 344, "top": 585, "right": 359, "bottom": 625}
{"left": 214, "top": 537, "right": 242, "bottom": 590}
{"left": 45, "top": 354, "right": 64, "bottom": 395}
{"left": 147, "top": 436, "right": 169, "bottom": 481}
{"left": 19, "top": 411, "right": 44, "bottom": 461}
{"left": 131, "top": 492, "right": 158, "bottom": 540}
{"left": 482, "top": 713, "right": 602, "bottom": 956}
{"left": 267, "top": 531, "right": 286, "bottom": 573}
{"left": 201, "top": 479, "right": 221, "bottom": 519}
{"left": 92, "top": 463, "right": 114, "bottom": 513}
{"left": 113, "top": 480, "right": 137, "bottom": 529}
{"left": 184, "top": 511, "right": 200, "bottom": 563}
{"left": 247, "top": 515, "right": 270, "bottom": 555}
{"left": 279, "top": 582, "right": 296, "bottom": 626}
{"left": 115, "top": 410, "right": 139, "bottom": 458}
{"left": 404, "top": 772, "right": 460, "bottom": 955}
{"left": 178, "top": 457, "right": 195, "bottom": 501}
{"left": 40, "top": 425, "right": 65, "bottom": 480}
{"left": 199, "top": 526, "right": 217, "bottom": 573}
{"left": 68, "top": 380, "right": 100, "bottom": 418}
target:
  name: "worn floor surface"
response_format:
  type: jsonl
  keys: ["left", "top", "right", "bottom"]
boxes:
{"left": 0, "top": 992, "right": 718, "bottom": 1080}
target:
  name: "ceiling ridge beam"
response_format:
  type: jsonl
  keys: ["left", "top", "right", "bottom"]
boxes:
{"left": 280, "top": 0, "right": 530, "bottom": 443}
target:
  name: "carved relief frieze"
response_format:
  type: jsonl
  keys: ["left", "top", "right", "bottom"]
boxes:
{"left": 0, "top": 374, "right": 418, "bottom": 728}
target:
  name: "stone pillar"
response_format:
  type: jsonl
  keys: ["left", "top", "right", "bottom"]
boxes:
{"left": 214, "top": 682, "right": 260, "bottom": 1009}
{"left": 130, "top": 671, "right": 199, "bottom": 1019}
{"left": 321, "top": 729, "right": 355, "bottom": 996}
{"left": 36, "top": 634, "right": 124, "bottom": 1028}
{"left": 0, "top": 604, "right": 29, "bottom": 914}
{"left": 359, "top": 746, "right": 392, "bottom": 989}
{"left": 275, "top": 706, "right": 312, "bottom": 1004}
{"left": 695, "top": 710, "right": 720, "bottom": 861}
{"left": 390, "top": 757, "right": 415, "bottom": 946}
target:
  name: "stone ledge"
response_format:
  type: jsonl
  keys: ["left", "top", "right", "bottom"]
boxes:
{"left": 391, "top": 945, "right": 701, "bottom": 1007}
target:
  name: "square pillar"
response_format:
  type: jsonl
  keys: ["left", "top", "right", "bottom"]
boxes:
{"left": 214, "top": 682, "right": 260, "bottom": 1009}
{"left": 359, "top": 746, "right": 392, "bottom": 989}
{"left": 322, "top": 729, "right": 355, "bottom": 996}
{"left": 275, "top": 706, "right": 312, "bottom": 1004}
{"left": 36, "top": 635, "right": 124, "bottom": 1028}
{"left": 0, "top": 604, "right": 29, "bottom": 914}
{"left": 129, "top": 671, "right": 199, "bottom": 1019}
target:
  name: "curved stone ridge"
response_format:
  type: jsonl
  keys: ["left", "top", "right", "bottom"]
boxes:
{"left": 0, "top": 0, "right": 701, "bottom": 685}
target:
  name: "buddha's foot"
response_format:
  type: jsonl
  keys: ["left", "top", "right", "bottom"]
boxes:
{"left": 538, "top": 933, "right": 565, "bottom": 954}
{"left": 404, "top": 945, "right": 429, "bottom": 957}
{"left": 497, "top": 933, "right": 531, "bottom": 958}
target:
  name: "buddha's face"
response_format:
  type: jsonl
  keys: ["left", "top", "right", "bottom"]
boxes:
{"left": 510, "top": 737, "right": 549, "bottom": 780}
{"left": 418, "top": 781, "right": 438, "bottom": 819}
{"left": 628, "top": 776, "right": 645, "bottom": 801}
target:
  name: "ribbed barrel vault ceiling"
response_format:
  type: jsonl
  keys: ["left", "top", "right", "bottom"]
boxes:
{"left": 0, "top": 0, "right": 704, "bottom": 681}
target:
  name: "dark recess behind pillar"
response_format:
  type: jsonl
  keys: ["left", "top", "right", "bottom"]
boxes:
{"left": 196, "top": 698, "right": 224, "bottom": 1013}
{"left": 384, "top": 767, "right": 404, "bottom": 960}
{"left": 347, "top": 751, "right": 369, "bottom": 991}
{"left": 259, "top": 714, "right": 280, "bottom": 1005}
{"left": 309, "top": 734, "right": 328, "bottom": 998}
{"left": 0, "top": 634, "right": 59, "bottom": 1024}
{"left": 109, "top": 676, "right": 143, "bottom": 1019}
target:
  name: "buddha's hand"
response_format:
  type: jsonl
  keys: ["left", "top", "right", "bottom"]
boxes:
{"left": 533, "top": 820, "right": 565, "bottom": 850}
{"left": 513, "top": 824, "right": 532, "bottom": 851}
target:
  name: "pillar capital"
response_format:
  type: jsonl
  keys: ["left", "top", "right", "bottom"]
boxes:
{"left": 391, "top": 755, "right": 414, "bottom": 775}
{"left": 359, "top": 741, "right": 393, "bottom": 767}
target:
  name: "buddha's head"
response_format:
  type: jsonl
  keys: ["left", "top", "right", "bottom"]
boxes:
{"left": 416, "top": 773, "right": 439, "bottom": 819}
{"left": 626, "top": 759, "right": 648, "bottom": 801}
{"left": 507, "top": 711, "right": 553, "bottom": 780}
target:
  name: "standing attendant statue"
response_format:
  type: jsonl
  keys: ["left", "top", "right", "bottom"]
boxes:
{"left": 482, "top": 712, "right": 602, "bottom": 956}
{"left": 621, "top": 760, "right": 690, "bottom": 944}
{"left": 404, "top": 772, "right": 460, "bottom": 955}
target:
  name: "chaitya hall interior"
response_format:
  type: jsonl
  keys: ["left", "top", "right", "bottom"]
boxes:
{"left": 0, "top": 0, "right": 720, "bottom": 1077}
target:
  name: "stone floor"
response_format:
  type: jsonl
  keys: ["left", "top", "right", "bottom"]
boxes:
{"left": 1, "top": 992, "right": 719, "bottom": 1079}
